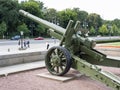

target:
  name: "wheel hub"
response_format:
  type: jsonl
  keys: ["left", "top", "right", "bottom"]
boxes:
{"left": 52, "top": 55, "right": 61, "bottom": 66}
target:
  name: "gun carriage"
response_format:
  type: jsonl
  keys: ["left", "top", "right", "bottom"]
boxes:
{"left": 19, "top": 10, "right": 120, "bottom": 90}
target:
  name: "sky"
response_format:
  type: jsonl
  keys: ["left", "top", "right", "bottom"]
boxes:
{"left": 19, "top": 0, "right": 120, "bottom": 20}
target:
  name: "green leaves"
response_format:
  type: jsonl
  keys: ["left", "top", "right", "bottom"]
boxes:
{"left": 58, "top": 9, "right": 77, "bottom": 28}
{"left": 0, "top": 0, "right": 19, "bottom": 36}
{"left": 0, "top": 21, "right": 7, "bottom": 35}
{"left": 17, "top": 23, "right": 29, "bottom": 34}
{"left": 99, "top": 24, "right": 108, "bottom": 35}
{"left": 20, "top": 0, "right": 43, "bottom": 17}
{"left": 0, "top": 0, "right": 120, "bottom": 38}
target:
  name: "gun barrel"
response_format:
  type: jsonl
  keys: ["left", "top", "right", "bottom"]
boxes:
{"left": 19, "top": 10, "right": 65, "bottom": 35}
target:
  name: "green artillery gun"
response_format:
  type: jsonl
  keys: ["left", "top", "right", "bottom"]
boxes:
{"left": 19, "top": 10, "right": 120, "bottom": 90}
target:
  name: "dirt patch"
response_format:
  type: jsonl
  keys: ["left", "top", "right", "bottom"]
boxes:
{"left": 0, "top": 46, "right": 120, "bottom": 90}
{"left": 95, "top": 45, "right": 120, "bottom": 56}
{"left": 0, "top": 68, "right": 112, "bottom": 90}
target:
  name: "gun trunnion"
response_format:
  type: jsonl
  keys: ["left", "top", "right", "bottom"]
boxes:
{"left": 19, "top": 9, "right": 120, "bottom": 90}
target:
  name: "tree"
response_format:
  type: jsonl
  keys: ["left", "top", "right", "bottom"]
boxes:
{"left": 20, "top": 0, "right": 44, "bottom": 37}
{"left": 101, "top": 18, "right": 120, "bottom": 36}
{"left": 20, "top": 0, "right": 42, "bottom": 16}
{"left": 0, "top": 21, "right": 7, "bottom": 38}
{"left": 35, "top": 24, "right": 46, "bottom": 36}
{"left": 117, "top": 28, "right": 120, "bottom": 35}
{"left": 43, "top": 8, "right": 59, "bottom": 24}
{"left": 87, "top": 13, "right": 103, "bottom": 34}
{"left": 17, "top": 23, "right": 29, "bottom": 36}
{"left": 98, "top": 24, "right": 108, "bottom": 36}
{"left": 112, "top": 19, "right": 120, "bottom": 28}
{"left": 0, "top": 0, "right": 20, "bottom": 35}
{"left": 58, "top": 9, "right": 77, "bottom": 28}
{"left": 72, "top": 8, "right": 88, "bottom": 22}
{"left": 111, "top": 24, "right": 119, "bottom": 36}
{"left": 89, "top": 26, "right": 96, "bottom": 36}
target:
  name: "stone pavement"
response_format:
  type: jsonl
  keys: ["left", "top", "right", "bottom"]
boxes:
{"left": 0, "top": 41, "right": 59, "bottom": 76}
{"left": 0, "top": 61, "right": 45, "bottom": 76}
{"left": 0, "top": 42, "right": 59, "bottom": 55}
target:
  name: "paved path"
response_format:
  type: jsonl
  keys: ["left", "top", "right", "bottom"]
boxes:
{"left": 0, "top": 61, "right": 45, "bottom": 76}
{"left": 0, "top": 42, "right": 59, "bottom": 76}
{"left": 0, "top": 42, "right": 59, "bottom": 55}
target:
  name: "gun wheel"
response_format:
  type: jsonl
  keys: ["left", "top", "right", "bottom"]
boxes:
{"left": 45, "top": 46, "right": 72, "bottom": 76}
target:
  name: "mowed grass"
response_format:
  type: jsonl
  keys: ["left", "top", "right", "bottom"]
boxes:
{"left": 104, "top": 42, "right": 120, "bottom": 46}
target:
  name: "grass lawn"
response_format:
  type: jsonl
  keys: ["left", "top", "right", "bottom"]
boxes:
{"left": 105, "top": 42, "right": 120, "bottom": 46}
{"left": 98, "top": 42, "right": 120, "bottom": 48}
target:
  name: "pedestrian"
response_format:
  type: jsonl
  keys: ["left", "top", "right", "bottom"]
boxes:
{"left": 26, "top": 40, "right": 30, "bottom": 48}
{"left": 18, "top": 40, "right": 21, "bottom": 49}
{"left": 46, "top": 42, "right": 49, "bottom": 49}
{"left": 18, "top": 40, "right": 20, "bottom": 46}
{"left": 23, "top": 40, "right": 26, "bottom": 48}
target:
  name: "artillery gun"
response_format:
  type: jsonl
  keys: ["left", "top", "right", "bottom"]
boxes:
{"left": 19, "top": 10, "right": 120, "bottom": 90}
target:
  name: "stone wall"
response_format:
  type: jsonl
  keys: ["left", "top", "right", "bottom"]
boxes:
{"left": 0, "top": 51, "right": 46, "bottom": 67}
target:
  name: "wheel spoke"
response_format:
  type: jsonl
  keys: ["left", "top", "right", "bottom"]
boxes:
{"left": 58, "top": 49, "right": 62, "bottom": 56}
{"left": 60, "top": 66, "right": 64, "bottom": 71}
{"left": 59, "top": 52, "right": 64, "bottom": 58}
{"left": 56, "top": 66, "right": 59, "bottom": 73}
{"left": 51, "top": 65, "right": 55, "bottom": 70}
{"left": 51, "top": 53, "right": 54, "bottom": 58}
{"left": 61, "top": 62, "right": 66, "bottom": 66}
{"left": 61, "top": 57, "right": 66, "bottom": 61}
{"left": 49, "top": 60, "right": 54, "bottom": 65}
{"left": 54, "top": 48, "right": 58, "bottom": 55}
{"left": 53, "top": 50, "right": 56, "bottom": 55}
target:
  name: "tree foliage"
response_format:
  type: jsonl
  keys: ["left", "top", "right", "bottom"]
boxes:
{"left": 58, "top": 9, "right": 77, "bottom": 28}
{"left": 0, "top": 0, "right": 20, "bottom": 35}
{"left": 35, "top": 24, "right": 46, "bottom": 36}
{"left": 20, "top": 0, "right": 44, "bottom": 37}
{"left": 89, "top": 26, "right": 96, "bottom": 36}
{"left": 17, "top": 23, "right": 29, "bottom": 34}
{"left": 112, "top": 19, "right": 120, "bottom": 28}
{"left": 20, "top": 0, "right": 42, "bottom": 16}
{"left": 0, "top": 0, "right": 120, "bottom": 38}
{"left": 72, "top": 8, "right": 88, "bottom": 22}
{"left": 99, "top": 24, "right": 108, "bottom": 36}
{"left": 111, "top": 24, "right": 119, "bottom": 35}
{"left": 0, "top": 21, "right": 7, "bottom": 37}
{"left": 87, "top": 13, "right": 102, "bottom": 29}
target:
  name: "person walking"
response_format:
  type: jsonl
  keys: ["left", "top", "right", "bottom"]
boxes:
{"left": 26, "top": 40, "right": 30, "bottom": 48}
{"left": 23, "top": 40, "right": 26, "bottom": 48}
{"left": 46, "top": 42, "right": 49, "bottom": 49}
{"left": 18, "top": 40, "right": 20, "bottom": 46}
